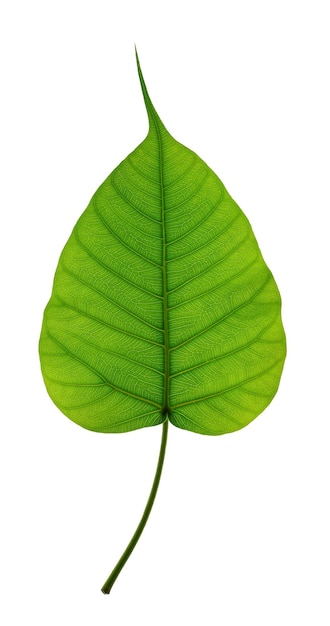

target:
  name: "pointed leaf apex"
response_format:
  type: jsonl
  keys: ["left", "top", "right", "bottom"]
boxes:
{"left": 135, "top": 50, "right": 167, "bottom": 137}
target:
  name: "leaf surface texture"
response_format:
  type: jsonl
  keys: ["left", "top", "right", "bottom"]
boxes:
{"left": 39, "top": 57, "right": 286, "bottom": 435}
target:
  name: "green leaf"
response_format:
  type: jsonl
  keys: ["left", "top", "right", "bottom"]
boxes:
{"left": 39, "top": 54, "right": 286, "bottom": 437}
{"left": 39, "top": 51, "right": 286, "bottom": 595}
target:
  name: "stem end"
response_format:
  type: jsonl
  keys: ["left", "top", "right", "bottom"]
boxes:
{"left": 100, "top": 420, "right": 169, "bottom": 595}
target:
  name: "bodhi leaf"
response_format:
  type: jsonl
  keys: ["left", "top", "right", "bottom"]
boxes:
{"left": 39, "top": 51, "right": 286, "bottom": 593}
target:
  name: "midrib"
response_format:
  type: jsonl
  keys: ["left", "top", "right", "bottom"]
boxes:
{"left": 136, "top": 54, "right": 170, "bottom": 417}
{"left": 154, "top": 123, "right": 170, "bottom": 417}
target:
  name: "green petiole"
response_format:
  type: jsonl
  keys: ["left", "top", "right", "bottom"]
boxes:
{"left": 101, "top": 417, "right": 169, "bottom": 594}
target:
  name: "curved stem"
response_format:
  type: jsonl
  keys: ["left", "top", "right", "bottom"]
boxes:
{"left": 101, "top": 418, "right": 169, "bottom": 594}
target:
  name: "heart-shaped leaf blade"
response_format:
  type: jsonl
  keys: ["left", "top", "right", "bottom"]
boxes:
{"left": 39, "top": 56, "right": 285, "bottom": 436}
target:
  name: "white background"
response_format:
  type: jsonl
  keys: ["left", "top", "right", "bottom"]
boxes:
{"left": 1, "top": 1, "right": 329, "bottom": 624}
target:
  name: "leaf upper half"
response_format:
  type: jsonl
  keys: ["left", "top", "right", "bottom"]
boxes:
{"left": 39, "top": 55, "right": 286, "bottom": 435}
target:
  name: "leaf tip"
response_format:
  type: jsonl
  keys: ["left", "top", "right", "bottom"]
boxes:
{"left": 134, "top": 48, "right": 167, "bottom": 137}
